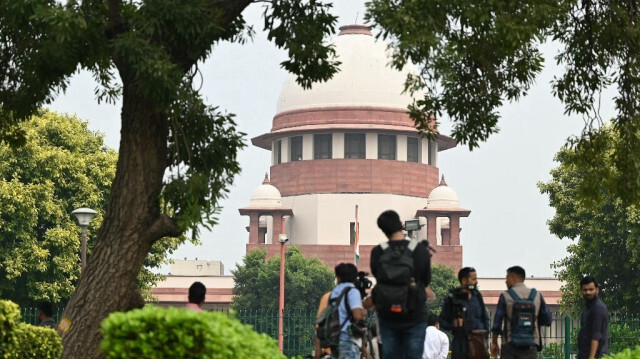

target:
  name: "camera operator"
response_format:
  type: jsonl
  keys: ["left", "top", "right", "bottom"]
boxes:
{"left": 439, "top": 267, "right": 490, "bottom": 359}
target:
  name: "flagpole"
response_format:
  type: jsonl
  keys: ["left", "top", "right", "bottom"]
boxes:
{"left": 355, "top": 205, "right": 360, "bottom": 264}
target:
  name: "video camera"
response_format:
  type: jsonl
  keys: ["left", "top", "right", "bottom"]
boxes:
{"left": 450, "top": 287, "right": 469, "bottom": 320}
{"left": 355, "top": 271, "right": 372, "bottom": 299}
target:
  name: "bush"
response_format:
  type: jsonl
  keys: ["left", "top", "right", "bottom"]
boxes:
{"left": 603, "top": 346, "right": 640, "bottom": 359}
{"left": 101, "top": 306, "right": 286, "bottom": 359}
{"left": 12, "top": 323, "right": 62, "bottom": 359}
{"left": 0, "top": 300, "right": 21, "bottom": 357}
{"left": 610, "top": 322, "right": 640, "bottom": 354}
{"left": 0, "top": 300, "right": 61, "bottom": 359}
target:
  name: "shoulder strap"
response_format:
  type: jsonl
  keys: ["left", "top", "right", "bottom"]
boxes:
{"left": 379, "top": 242, "right": 389, "bottom": 250}
{"left": 527, "top": 288, "right": 537, "bottom": 301}
{"left": 506, "top": 288, "right": 521, "bottom": 301}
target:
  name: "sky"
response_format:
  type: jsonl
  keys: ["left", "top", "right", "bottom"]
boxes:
{"left": 47, "top": 2, "right": 616, "bottom": 278}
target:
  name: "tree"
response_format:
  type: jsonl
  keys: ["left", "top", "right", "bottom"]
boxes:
{"left": 428, "top": 264, "right": 459, "bottom": 315}
{"left": 538, "top": 126, "right": 640, "bottom": 313}
{"left": 366, "top": 0, "right": 640, "bottom": 204}
{"left": 232, "top": 247, "right": 334, "bottom": 311}
{"left": 1, "top": 1, "right": 338, "bottom": 356}
{"left": 0, "top": 111, "right": 189, "bottom": 306}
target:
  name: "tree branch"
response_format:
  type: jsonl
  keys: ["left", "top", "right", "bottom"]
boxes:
{"left": 147, "top": 214, "right": 182, "bottom": 243}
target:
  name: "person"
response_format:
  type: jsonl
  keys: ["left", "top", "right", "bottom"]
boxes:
{"left": 490, "top": 266, "right": 552, "bottom": 359}
{"left": 423, "top": 313, "right": 449, "bottom": 359}
{"left": 440, "top": 267, "right": 490, "bottom": 359}
{"left": 577, "top": 276, "right": 609, "bottom": 359}
{"left": 315, "top": 291, "right": 332, "bottom": 359}
{"left": 185, "top": 281, "right": 206, "bottom": 311}
{"left": 328, "top": 263, "right": 366, "bottom": 359}
{"left": 37, "top": 301, "right": 57, "bottom": 329}
{"left": 365, "top": 210, "right": 431, "bottom": 359}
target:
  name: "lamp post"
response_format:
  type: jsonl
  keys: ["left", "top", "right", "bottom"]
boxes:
{"left": 277, "top": 217, "right": 288, "bottom": 352}
{"left": 71, "top": 207, "right": 97, "bottom": 272}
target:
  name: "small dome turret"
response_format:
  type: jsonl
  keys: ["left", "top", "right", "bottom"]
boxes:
{"left": 248, "top": 173, "right": 283, "bottom": 208}
{"left": 427, "top": 175, "right": 459, "bottom": 208}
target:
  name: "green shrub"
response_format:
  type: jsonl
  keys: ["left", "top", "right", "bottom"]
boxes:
{"left": 541, "top": 342, "right": 564, "bottom": 359}
{"left": 11, "top": 323, "right": 62, "bottom": 359}
{"left": 101, "top": 306, "right": 286, "bottom": 359}
{"left": 610, "top": 322, "right": 640, "bottom": 354}
{"left": 0, "top": 300, "right": 61, "bottom": 359}
{"left": 0, "top": 300, "right": 20, "bottom": 357}
{"left": 603, "top": 346, "right": 640, "bottom": 359}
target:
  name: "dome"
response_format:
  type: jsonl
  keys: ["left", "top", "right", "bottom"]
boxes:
{"left": 275, "top": 25, "right": 424, "bottom": 114}
{"left": 427, "top": 175, "right": 460, "bottom": 208}
{"left": 249, "top": 174, "right": 282, "bottom": 208}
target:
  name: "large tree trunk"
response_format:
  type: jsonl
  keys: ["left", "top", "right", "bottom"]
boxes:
{"left": 60, "top": 77, "right": 179, "bottom": 358}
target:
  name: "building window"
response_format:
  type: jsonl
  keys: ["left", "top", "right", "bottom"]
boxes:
{"left": 378, "top": 134, "right": 396, "bottom": 160}
{"left": 314, "top": 134, "right": 332, "bottom": 159}
{"left": 275, "top": 140, "right": 282, "bottom": 164}
{"left": 428, "top": 139, "right": 437, "bottom": 165}
{"left": 290, "top": 136, "right": 303, "bottom": 161}
{"left": 344, "top": 133, "right": 366, "bottom": 159}
{"left": 407, "top": 137, "right": 419, "bottom": 163}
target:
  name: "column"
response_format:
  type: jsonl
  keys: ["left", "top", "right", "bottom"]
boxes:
{"left": 426, "top": 215, "right": 437, "bottom": 245}
{"left": 449, "top": 214, "right": 460, "bottom": 245}
{"left": 272, "top": 212, "right": 283, "bottom": 243}
{"left": 249, "top": 212, "right": 260, "bottom": 244}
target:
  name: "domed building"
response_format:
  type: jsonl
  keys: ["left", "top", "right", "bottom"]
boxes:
{"left": 239, "top": 25, "right": 469, "bottom": 271}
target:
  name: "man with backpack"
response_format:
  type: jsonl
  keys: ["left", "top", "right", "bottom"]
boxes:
{"left": 439, "top": 267, "right": 490, "bottom": 359}
{"left": 317, "top": 263, "right": 366, "bottom": 359}
{"left": 490, "top": 266, "right": 552, "bottom": 359}
{"left": 365, "top": 210, "right": 431, "bottom": 359}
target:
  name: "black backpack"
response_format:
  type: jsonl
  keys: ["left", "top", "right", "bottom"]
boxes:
{"left": 316, "top": 287, "right": 354, "bottom": 348}
{"left": 506, "top": 288, "right": 537, "bottom": 347}
{"left": 373, "top": 239, "right": 421, "bottom": 317}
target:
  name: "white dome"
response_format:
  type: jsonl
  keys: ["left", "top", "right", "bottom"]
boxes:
{"left": 427, "top": 176, "right": 459, "bottom": 209}
{"left": 249, "top": 175, "right": 282, "bottom": 208}
{"left": 276, "top": 25, "right": 424, "bottom": 114}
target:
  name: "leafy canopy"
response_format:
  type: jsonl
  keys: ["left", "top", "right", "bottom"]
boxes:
{"left": 429, "top": 264, "right": 459, "bottom": 315}
{"left": 232, "top": 247, "right": 334, "bottom": 311}
{"left": 0, "top": 111, "right": 188, "bottom": 305}
{"left": 539, "top": 126, "right": 640, "bottom": 313}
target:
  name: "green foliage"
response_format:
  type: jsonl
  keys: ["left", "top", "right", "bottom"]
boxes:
{"left": 100, "top": 306, "right": 285, "bottom": 359}
{"left": 429, "top": 264, "right": 459, "bottom": 315}
{"left": 11, "top": 323, "right": 62, "bottom": 359}
{"left": 541, "top": 342, "right": 564, "bottom": 359}
{"left": 538, "top": 127, "right": 640, "bottom": 313}
{"left": 0, "top": 300, "right": 20, "bottom": 357}
{"left": 232, "top": 247, "right": 334, "bottom": 311}
{"left": 610, "top": 321, "right": 640, "bottom": 355}
{"left": 603, "top": 346, "right": 640, "bottom": 359}
{"left": 0, "top": 300, "right": 61, "bottom": 359}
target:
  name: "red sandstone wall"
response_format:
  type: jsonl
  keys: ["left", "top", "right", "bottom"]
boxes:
{"left": 246, "top": 243, "right": 462, "bottom": 274}
{"left": 270, "top": 159, "right": 439, "bottom": 197}
{"left": 272, "top": 107, "right": 416, "bottom": 131}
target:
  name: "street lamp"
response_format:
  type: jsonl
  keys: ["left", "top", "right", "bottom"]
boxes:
{"left": 71, "top": 207, "right": 97, "bottom": 272}
{"left": 278, "top": 217, "right": 288, "bottom": 353}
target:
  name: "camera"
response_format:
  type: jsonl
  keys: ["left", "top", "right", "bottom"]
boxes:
{"left": 355, "top": 271, "right": 373, "bottom": 299}
{"left": 451, "top": 287, "right": 468, "bottom": 319}
{"left": 278, "top": 234, "right": 288, "bottom": 244}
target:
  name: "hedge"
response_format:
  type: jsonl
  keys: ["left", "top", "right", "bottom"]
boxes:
{"left": 0, "top": 300, "right": 61, "bottom": 359}
{"left": 101, "top": 306, "right": 286, "bottom": 359}
{"left": 604, "top": 347, "right": 640, "bottom": 359}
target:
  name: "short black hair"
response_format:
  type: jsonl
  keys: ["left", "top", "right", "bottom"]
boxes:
{"left": 507, "top": 266, "right": 526, "bottom": 280}
{"left": 188, "top": 281, "right": 206, "bottom": 304}
{"left": 335, "top": 263, "right": 358, "bottom": 284}
{"left": 427, "top": 313, "right": 439, "bottom": 327}
{"left": 580, "top": 275, "right": 599, "bottom": 288}
{"left": 37, "top": 302, "right": 54, "bottom": 317}
{"left": 377, "top": 210, "right": 403, "bottom": 237}
{"left": 458, "top": 267, "right": 476, "bottom": 282}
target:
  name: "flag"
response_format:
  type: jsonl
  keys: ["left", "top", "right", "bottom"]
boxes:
{"left": 354, "top": 205, "right": 360, "bottom": 264}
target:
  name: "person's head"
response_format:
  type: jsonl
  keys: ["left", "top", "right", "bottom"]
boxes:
{"left": 427, "top": 313, "right": 440, "bottom": 329}
{"left": 506, "top": 266, "right": 526, "bottom": 288}
{"left": 188, "top": 281, "right": 206, "bottom": 306}
{"left": 580, "top": 275, "right": 599, "bottom": 302}
{"left": 335, "top": 263, "right": 358, "bottom": 284}
{"left": 458, "top": 267, "right": 478, "bottom": 289}
{"left": 377, "top": 210, "right": 403, "bottom": 238}
{"left": 37, "top": 301, "right": 54, "bottom": 320}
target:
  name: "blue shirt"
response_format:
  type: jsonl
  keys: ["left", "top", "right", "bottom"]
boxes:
{"left": 330, "top": 282, "right": 363, "bottom": 343}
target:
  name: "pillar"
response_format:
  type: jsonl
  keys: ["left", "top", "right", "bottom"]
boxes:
{"left": 426, "top": 215, "right": 437, "bottom": 245}
{"left": 449, "top": 214, "right": 460, "bottom": 245}
{"left": 249, "top": 212, "right": 260, "bottom": 244}
{"left": 272, "top": 212, "right": 283, "bottom": 243}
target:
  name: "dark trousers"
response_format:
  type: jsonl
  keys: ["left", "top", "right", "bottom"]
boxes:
{"left": 450, "top": 328, "right": 468, "bottom": 359}
{"left": 501, "top": 343, "right": 537, "bottom": 359}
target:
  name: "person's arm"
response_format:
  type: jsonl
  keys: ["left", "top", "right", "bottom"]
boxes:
{"left": 490, "top": 294, "right": 507, "bottom": 358}
{"left": 438, "top": 331, "right": 449, "bottom": 359}
{"left": 347, "top": 288, "right": 366, "bottom": 321}
{"left": 537, "top": 294, "right": 552, "bottom": 327}
{"left": 422, "top": 244, "right": 431, "bottom": 287}
{"left": 439, "top": 294, "right": 454, "bottom": 331}
{"left": 589, "top": 340, "right": 599, "bottom": 359}
{"left": 588, "top": 306, "right": 606, "bottom": 358}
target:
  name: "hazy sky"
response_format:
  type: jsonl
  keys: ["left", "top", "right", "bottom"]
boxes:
{"left": 48, "top": 2, "right": 615, "bottom": 278}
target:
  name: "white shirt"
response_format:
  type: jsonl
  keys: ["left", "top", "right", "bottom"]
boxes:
{"left": 423, "top": 326, "right": 449, "bottom": 359}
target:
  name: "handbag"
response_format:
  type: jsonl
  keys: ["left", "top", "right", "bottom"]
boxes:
{"left": 467, "top": 329, "right": 489, "bottom": 359}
